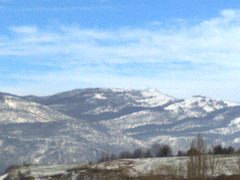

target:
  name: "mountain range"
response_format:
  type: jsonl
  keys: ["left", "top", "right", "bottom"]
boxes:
{"left": 0, "top": 88, "right": 240, "bottom": 173}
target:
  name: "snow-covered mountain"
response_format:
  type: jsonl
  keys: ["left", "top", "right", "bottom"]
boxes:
{"left": 1, "top": 88, "right": 240, "bottom": 173}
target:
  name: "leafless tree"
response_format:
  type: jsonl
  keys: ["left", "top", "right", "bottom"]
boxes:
{"left": 187, "top": 134, "right": 208, "bottom": 179}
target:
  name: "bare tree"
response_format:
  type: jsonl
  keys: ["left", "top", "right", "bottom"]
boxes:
{"left": 187, "top": 134, "right": 208, "bottom": 179}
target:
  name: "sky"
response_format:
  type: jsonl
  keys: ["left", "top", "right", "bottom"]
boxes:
{"left": 1, "top": 0, "right": 240, "bottom": 101}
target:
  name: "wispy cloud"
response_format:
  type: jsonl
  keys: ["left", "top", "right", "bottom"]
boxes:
{"left": 4, "top": 10, "right": 240, "bottom": 68}
{"left": 1, "top": 9, "right": 240, "bottom": 100}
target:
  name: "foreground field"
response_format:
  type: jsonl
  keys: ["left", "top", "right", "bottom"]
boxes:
{"left": 3, "top": 155, "right": 240, "bottom": 179}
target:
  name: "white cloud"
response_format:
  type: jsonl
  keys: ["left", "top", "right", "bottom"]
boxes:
{"left": 150, "top": 21, "right": 163, "bottom": 26}
{"left": 1, "top": 9, "right": 240, "bottom": 100}
{"left": 9, "top": 26, "right": 38, "bottom": 34}
{"left": 221, "top": 9, "right": 240, "bottom": 18}
{"left": 3, "top": 10, "right": 240, "bottom": 68}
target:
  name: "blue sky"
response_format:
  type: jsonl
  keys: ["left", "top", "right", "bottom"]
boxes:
{"left": 1, "top": 0, "right": 240, "bottom": 101}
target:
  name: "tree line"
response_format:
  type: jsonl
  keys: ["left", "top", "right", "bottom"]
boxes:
{"left": 98, "top": 143, "right": 172, "bottom": 162}
{"left": 177, "top": 144, "right": 238, "bottom": 156}
{"left": 98, "top": 141, "right": 239, "bottom": 162}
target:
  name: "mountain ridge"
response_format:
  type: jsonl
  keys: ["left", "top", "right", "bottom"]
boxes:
{"left": 0, "top": 88, "right": 240, "bottom": 173}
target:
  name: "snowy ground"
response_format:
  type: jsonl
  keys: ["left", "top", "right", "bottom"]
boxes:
{"left": 19, "top": 163, "right": 89, "bottom": 177}
{"left": 6, "top": 155, "right": 240, "bottom": 179}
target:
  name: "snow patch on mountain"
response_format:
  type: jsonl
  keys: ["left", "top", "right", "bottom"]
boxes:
{"left": 213, "top": 114, "right": 225, "bottom": 122}
{"left": 165, "top": 96, "right": 238, "bottom": 117}
{"left": 100, "top": 110, "right": 176, "bottom": 131}
{"left": 137, "top": 89, "right": 175, "bottom": 107}
{"left": 112, "top": 88, "right": 130, "bottom": 92}
{"left": 229, "top": 117, "right": 240, "bottom": 127}
{"left": 0, "top": 95, "right": 73, "bottom": 124}
{"left": 233, "top": 138, "right": 240, "bottom": 143}
{"left": 171, "top": 121, "right": 203, "bottom": 131}
{"left": 209, "top": 127, "right": 239, "bottom": 136}
{"left": 93, "top": 93, "right": 107, "bottom": 100}
{"left": 209, "top": 117, "right": 240, "bottom": 135}
{"left": 84, "top": 104, "right": 127, "bottom": 114}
